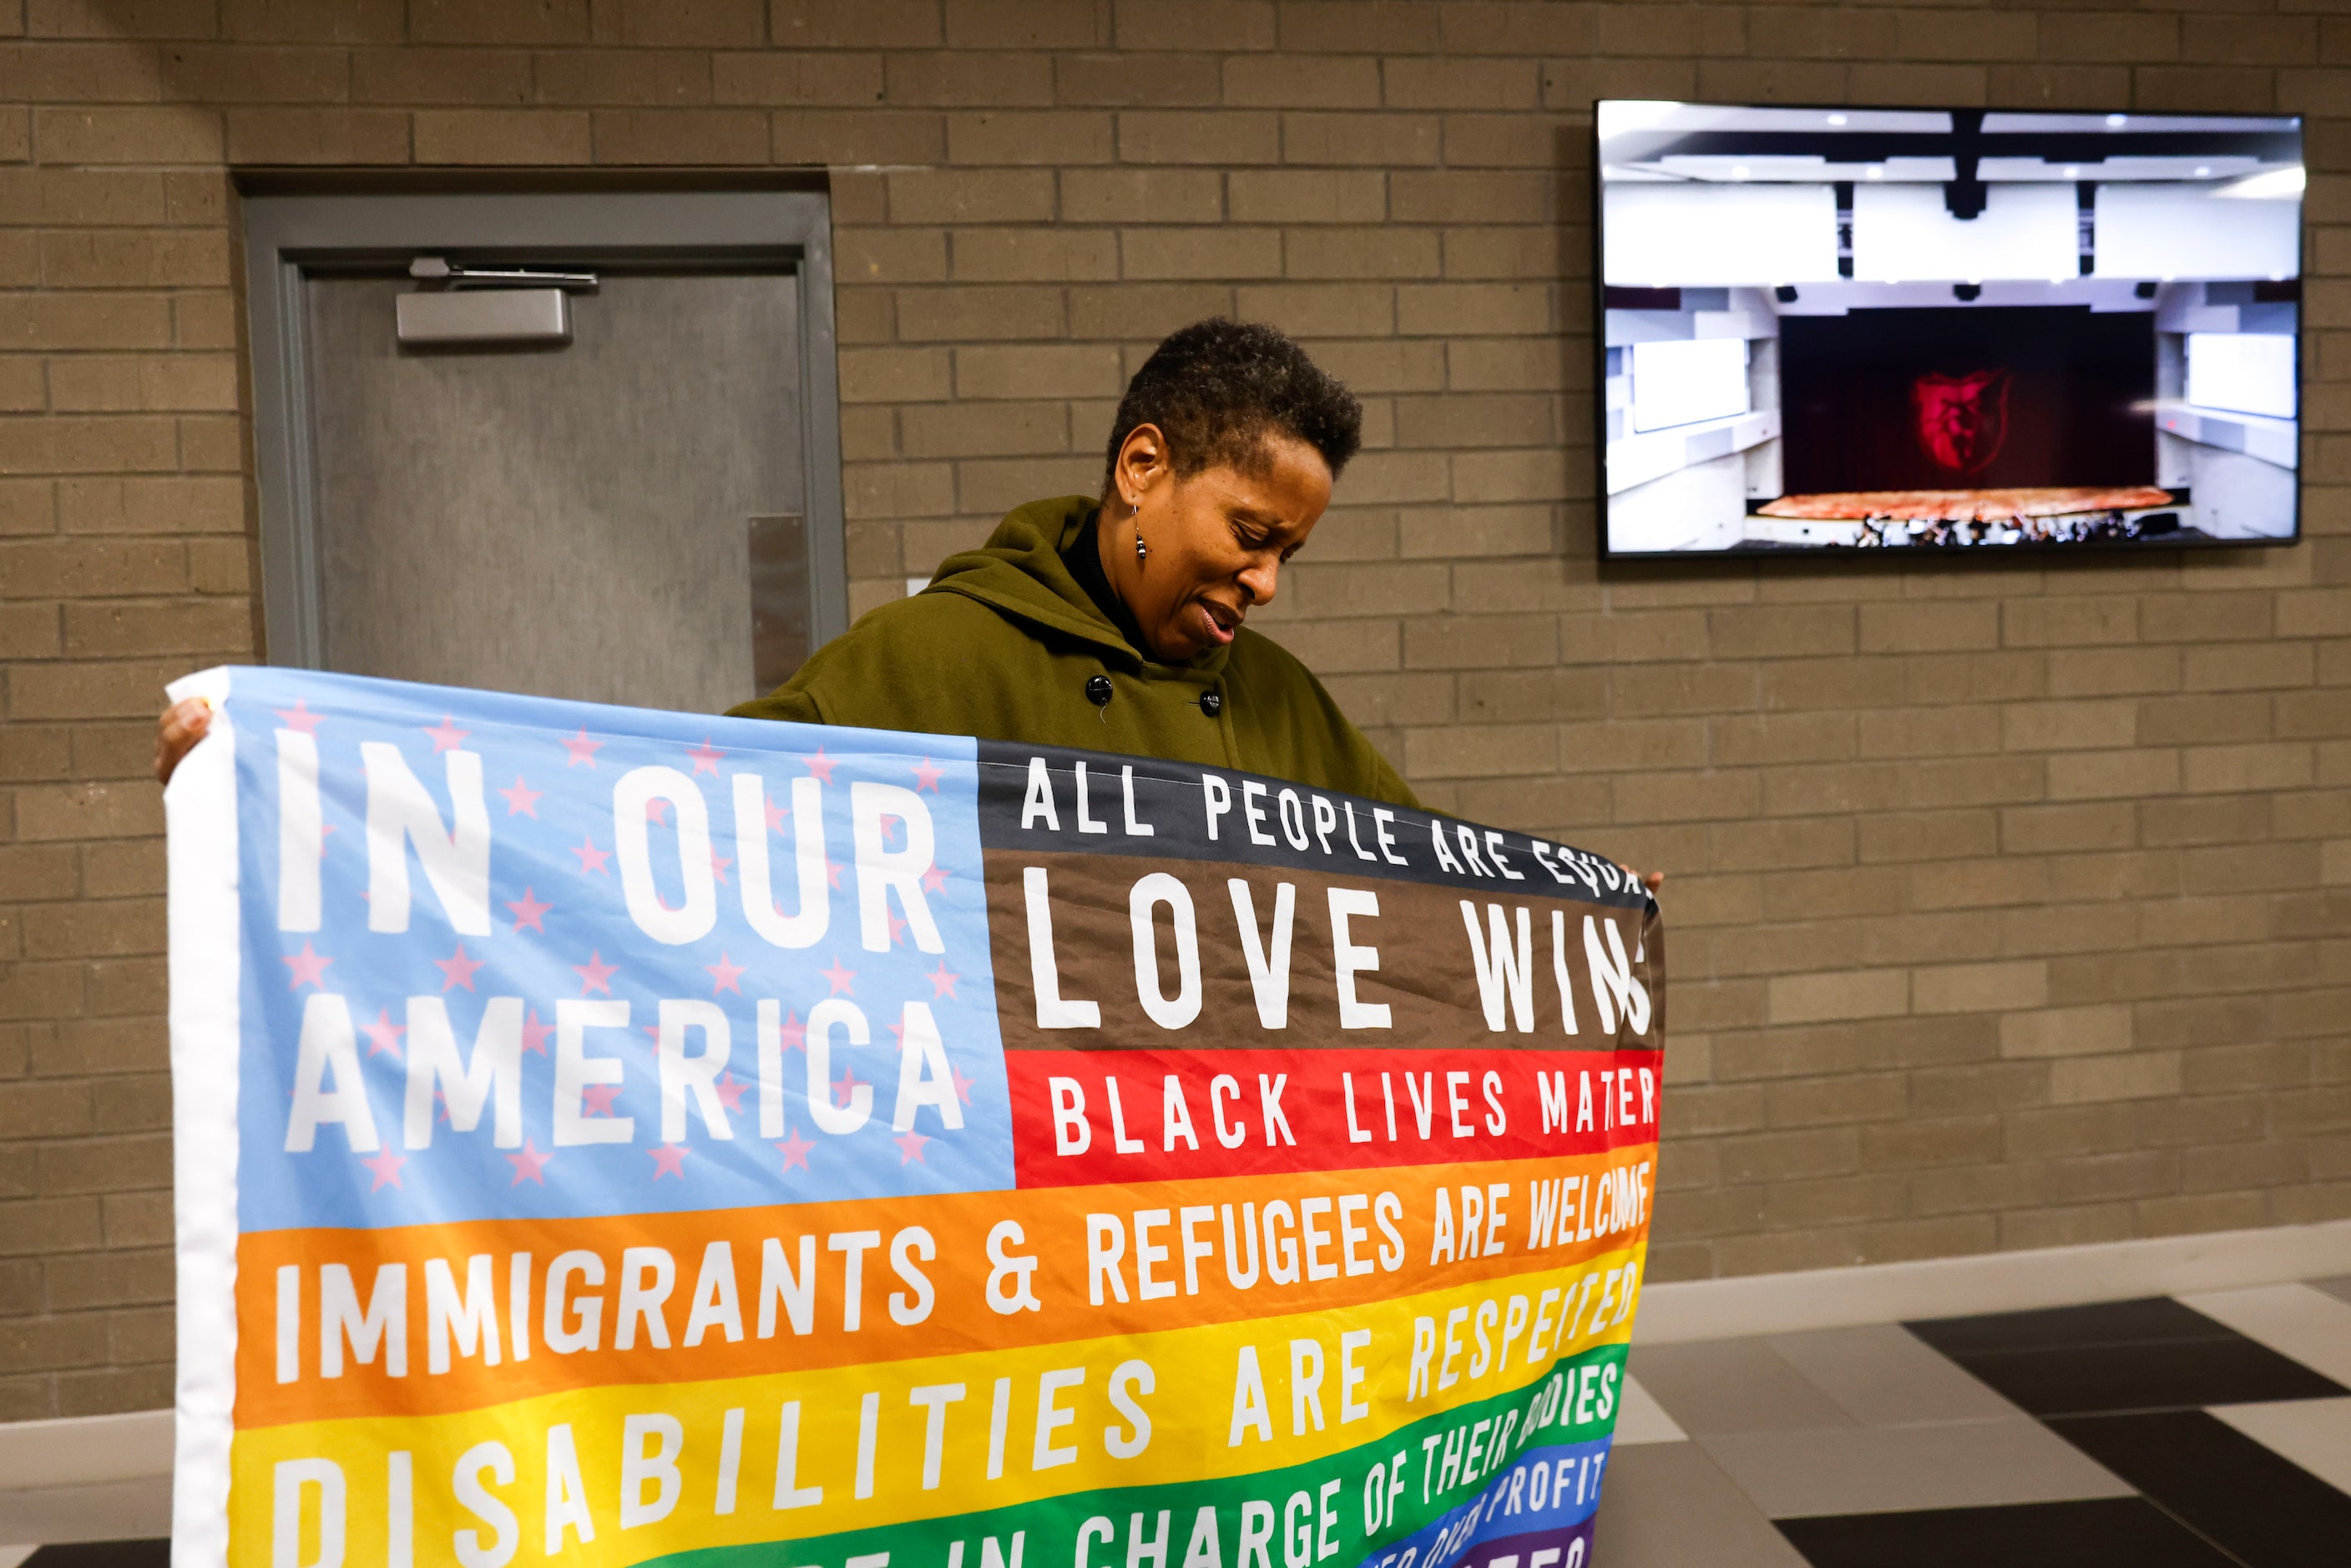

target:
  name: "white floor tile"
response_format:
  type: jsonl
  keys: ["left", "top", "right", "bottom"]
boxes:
{"left": 1626, "top": 1338, "right": 1856, "bottom": 1436}
{"left": 2178, "top": 1282, "right": 2351, "bottom": 1385}
{"left": 2209, "top": 1395, "right": 2351, "bottom": 1496}
{"left": 1615, "top": 1373, "right": 1687, "bottom": 1446}
{"left": 1766, "top": 1323, "right": 2020, "bottom": 1429}
{"left": 0, "top": 1476, "right": 172, "bottom": 1545}
{"left": 1696, "top": 1419, "right": 2135, "bottom": 1520}
{"left": 1590, "top": 1442, "right": 1812, "bottom": 1568}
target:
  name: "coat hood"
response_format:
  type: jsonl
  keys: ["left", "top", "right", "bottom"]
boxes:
{"left": 923, "top": 495, "right": 1232, "bottom": 680}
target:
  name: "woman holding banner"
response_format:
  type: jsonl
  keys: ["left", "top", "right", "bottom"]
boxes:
{"left": 156, "top": 321, "right": 1392, "bottom": 802}
{"left": 153, "top": 317, "right": 1660, "bottom": 891}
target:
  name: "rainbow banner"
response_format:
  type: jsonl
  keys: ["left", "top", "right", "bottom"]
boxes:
{"left": 164, "top": 665, "right": 1665, "bottom": 1568}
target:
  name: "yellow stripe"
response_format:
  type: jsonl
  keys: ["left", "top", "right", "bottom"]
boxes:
{"left": 231, "top": 1244, "right": 1648, "bottom": 1567}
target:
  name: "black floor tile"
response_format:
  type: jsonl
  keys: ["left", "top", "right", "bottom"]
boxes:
{"left": 23, "top": 1544, "right": 173, "bottom": 1568}
{"left": 1776, "top": 1498, "right": 2239, "bottom": 1568}
{"left": 1936, "top": 1335, "right": 2346, "bottom": 1418}
{"left": 2050, "top": 1410, "right": 2351, "bottom": 1568}
{"left": 1906, "top": 1296, "right": 2242, "bottom": 1355}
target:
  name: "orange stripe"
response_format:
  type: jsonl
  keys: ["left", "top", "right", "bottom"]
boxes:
{"left": 236, "top": 1144, "right": 1656, "bottom": 1428}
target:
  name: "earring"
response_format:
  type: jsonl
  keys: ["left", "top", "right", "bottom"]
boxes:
{"left": 1135, "top": 529, "right": 1148, "bottom": 564}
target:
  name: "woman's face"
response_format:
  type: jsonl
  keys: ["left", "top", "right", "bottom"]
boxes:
{"left": 1106, "top": 423, "right": 1333, "bottom": 663}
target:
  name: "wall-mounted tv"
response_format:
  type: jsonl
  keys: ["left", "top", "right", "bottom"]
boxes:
{"left": 1595, "top": 103, "right": 2304, "bottom": 557}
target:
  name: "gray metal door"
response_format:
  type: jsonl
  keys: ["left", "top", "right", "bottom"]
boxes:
{"left": 242, "top": 191, "right": 847, "bottom": 714}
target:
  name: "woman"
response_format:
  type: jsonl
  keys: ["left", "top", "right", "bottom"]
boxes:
{"left": 156, "top": 320, "right": 1411, "bottom": 806}
{"left": 154, "top": 316, "right": 1658, "bottom": 895}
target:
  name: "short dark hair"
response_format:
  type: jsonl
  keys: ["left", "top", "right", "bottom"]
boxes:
{"left": 1100, "top": 318, "right": 1363, "bottom": 497}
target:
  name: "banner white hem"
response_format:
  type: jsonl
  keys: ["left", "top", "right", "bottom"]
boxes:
{"left": 165, "top": 665, "right": 239, "bottom": 1568}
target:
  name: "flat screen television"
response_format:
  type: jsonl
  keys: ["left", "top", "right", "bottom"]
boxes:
{"left": 1594, "top": 103, "right": 2304, "bottom": 557}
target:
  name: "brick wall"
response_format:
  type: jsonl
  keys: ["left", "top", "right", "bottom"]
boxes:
{"left": 0, "top": 0, "right": 2344, "bottom": 1420}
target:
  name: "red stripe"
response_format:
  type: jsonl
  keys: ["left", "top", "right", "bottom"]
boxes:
{"left": 1006, "top": 1047, "right": 1661, "bottom": 1189}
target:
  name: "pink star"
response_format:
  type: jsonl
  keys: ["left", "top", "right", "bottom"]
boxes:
{"left": 713, "top": 1072, "right": 749, "bottom": 1114}
{"left": 361, "top": 1007, "right": 406, "bottom": 1060}
{"left": 560, "top": 728, "right": 603, "bottom": 768}
{"left": 648, "top": 1143, "right": 689, "bottom": 1180}
{"left": 887, "top": 910, "right": 909, "bottom": 948}
{"left": 282, "top": 940, "right": 333, "bottom": 991}
{"left": 920, "top": 862, "right": 949, "bottom": 895}
{"left": 705, "top": 952, "right": 747, "bottom": 995}
{"left": 687, "top": 739, "right": 724, "bottom": 776}
{"left": 274, "top": 700, "right": 322, "bottom": 736}
{"left": 434, "top": 1088, "right": 452, "bottom": 1125}
{"left": 927, "top": 960, "right": 961, "bottom": 1000}
{"left": 880, "top": 815, "right": 903, "bottom": 847}
{"left": 424, "top": 716, "right": 469, "bottom": 754}
{"left": 360, "top": 1150, "right": 406, "bottom": 1191}
{"left": 507, "top": 1140, "right": 553, "bottom": 1186}
{"left": 710, "top": 850, "right": 733, "bottom": 885}
{"left": 506, "top": 887, "right": 551, "bottom": 933}
{"left": 951, "top": 1065, "right": 977, "bottom": 1105}
{"left": 821, "top": 955, "right": 855, "bottom": 997}
{"left": 912, "top": 756, "right": 943, "bottom": 792}
{"left": 573, "top": 950, "right": 618, "bottom": 995}
{"left": 571, "top": 836, "right": 611, "bottom": 875}
{"left": 805, "top": 746, "right": 837, "bottom": 783}
{"left": 520, "top": 1009, "right": 554, "bottom": 1056}
{"left": 498, "top": 775, "right": 542, "bottom": 817}
{"left": 776, "top": 1009, "right": 806, "bottom": 1052}
{"left": 776, "top": 1130, "right": 813, "bottom": 1172}
{"left": 763, "top": 792, "right": 789, "bottom": 832}
{"left": 645, "top": 797, "right": 671, "bottom": 826}
{"left": 894, "top": 1129, "right": 931, "bottom": 1166}
{"left": 832, "top": 1066, "right": 864, "bottom": 1109}
{"left": 581, "top": 1083, "right": 622, "bottom": 1117}
{"left": 435, "top": 943, "right": 485, "bottom": 992}
{"left": 824, "top": 857, "right": 845, "bottom": 890}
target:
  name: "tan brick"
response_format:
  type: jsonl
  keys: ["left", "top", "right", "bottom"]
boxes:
{"left": 221, "top": 0, "right": 404, "bottom": 44}
{"left": 1051, "top": 52, "right": 1222, "bottom": 109}
{"left": 954, "top": 343, "right": 1125, "bottom": 401}
{"left": 896, "top": 285, "right": 1064, "bottom": 343}
{"left": 947, "top": 109, "right": 1113, "bottom": 165}
{"left": 411, "top": 0, "right": 590, "bottom": 44}
{"left": 1381, "top": 57, "right": 1540, "bottom": 111}
{"left": 884, "top": 50, "right": 1055, "bottom": 107}
{"left": 1284, "top": 226, "right": 1440, "bottom": 281}
{"left": 589, "top": 109, "right": 766, "bottom": 164}
{"left": 1913, "top": 960, "right": 2048, "bottom": 1015}
{"left": 1768, "top": 969, "right": 1907, "bottom": 1025}
{"left": 223, "top": 105, "right": 410, "bottom": 163}
{"left": 28, "top": 0, "right": 212, "bottom": 39}
{"left": 1281, "top": 111, "right": 1438, "bottom": 167}
{"left": 772, "top": 109, "right": 943, "bottom": 166}
{"left": 1069, "top": 282, "right": 1232, "bottom": 341}
{"left": 2050, "top": 1051, "right": 2183, "bottom": 1105}
{"left": 157, "top": 44, "right": 346, "bottom": 102}
{"left": 33, "top": 106, "right": 220, "bottom": 163}
{"left": 1224, "top": 54, "right": 1380, "bottom": 109}
{"left": 771, "top": 0, "right": 942, "bottom": 48}
{"left": 1110, "top": 0, "right": 1274, "bottom": 52}
{"left": 0, "top": 43, "right": 165, "bottom": 102}
{"left": 348, "top": 48, "right": 531, "bottom": 104}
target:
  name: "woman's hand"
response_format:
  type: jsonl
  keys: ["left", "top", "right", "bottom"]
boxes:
{"left": 154, "top": 696, "right": 210, "bottom": 786}
{"left": 1625, "top": 867, "right": 1665, "bottom": 898}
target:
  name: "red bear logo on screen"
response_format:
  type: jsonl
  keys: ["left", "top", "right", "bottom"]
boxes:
{"left": 1912, "top": 369, "right": 2011, "bottom": 475}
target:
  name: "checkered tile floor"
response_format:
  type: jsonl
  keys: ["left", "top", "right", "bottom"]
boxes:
{"left": 6, "top": 1279, "right": 2348, "bottom": 1566}
{"left": 1595, "top": 1275, "right": 2351, "bottom": 1566}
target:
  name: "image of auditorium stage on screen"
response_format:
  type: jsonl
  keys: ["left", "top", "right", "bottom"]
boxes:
{"left": 1595, "top": 102, "right": 2304, "bottom": 557}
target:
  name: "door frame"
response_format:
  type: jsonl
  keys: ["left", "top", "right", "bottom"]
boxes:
{"left": 239, "top": 186, "right": 850, "bottom": 674}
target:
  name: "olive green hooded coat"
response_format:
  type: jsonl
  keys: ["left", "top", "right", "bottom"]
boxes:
{"left": 728, "top": 496, "right": 1418, "bottom": 807}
